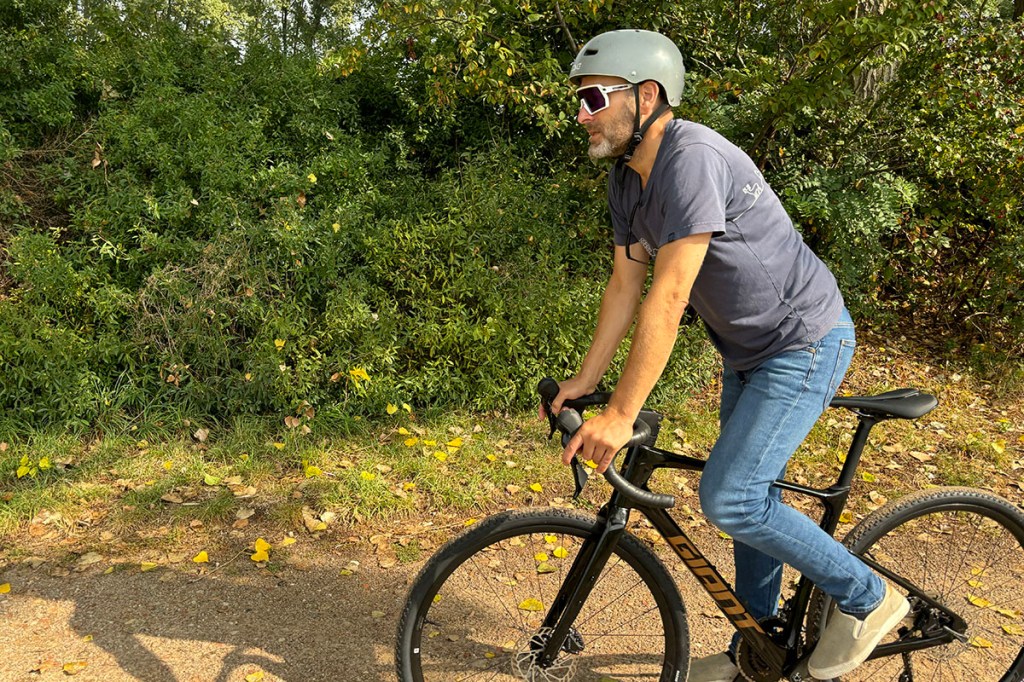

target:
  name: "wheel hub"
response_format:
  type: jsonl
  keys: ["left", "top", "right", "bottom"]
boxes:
{"left": 511, "top": 627, "right": 582, "bottom": 682}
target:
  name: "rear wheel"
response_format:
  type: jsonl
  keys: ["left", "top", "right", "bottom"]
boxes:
{"left": 808, "top": 487, "right": 1024, "bottom": 681}
{"left": 396, "top": 508, "right": 689, "bottom": 681}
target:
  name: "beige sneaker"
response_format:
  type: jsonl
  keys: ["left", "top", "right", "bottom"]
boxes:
{"left": 808, "top": 583, "right": 910, "bottom": 679}
{"left": 688, "top": 652, "right": 739, "bottom": 682}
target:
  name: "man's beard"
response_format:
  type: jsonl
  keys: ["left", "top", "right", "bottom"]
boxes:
{"left": 587, "top": 103, "right": 635, "bottom": 161}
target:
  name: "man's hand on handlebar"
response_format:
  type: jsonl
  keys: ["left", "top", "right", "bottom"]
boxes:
{"left": 537, "top": 376, "right": 597, "bottom": 421}
{"left": 560, "top": 407, "right": 634, "bottom": 474}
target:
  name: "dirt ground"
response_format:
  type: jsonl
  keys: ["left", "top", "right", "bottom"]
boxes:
{"left": 0, "top": 521, "right": 740, "bottom": 682}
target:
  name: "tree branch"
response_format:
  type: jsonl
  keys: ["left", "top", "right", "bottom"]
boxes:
{"left": 553, "top": 0, "right": 577, "bottom": 54}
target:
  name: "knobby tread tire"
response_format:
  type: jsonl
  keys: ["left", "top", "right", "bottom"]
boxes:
{"left": 395, "top": 507, "right": 690, "bottom": 682}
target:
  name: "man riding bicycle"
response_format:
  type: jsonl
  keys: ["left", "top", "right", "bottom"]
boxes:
{"left": 549, "top": 29, "right": 908, "bottom": 682}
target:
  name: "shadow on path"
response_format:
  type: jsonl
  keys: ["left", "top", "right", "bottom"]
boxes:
{"left": 0, "top": 555, "right": 412, "bottom": 682}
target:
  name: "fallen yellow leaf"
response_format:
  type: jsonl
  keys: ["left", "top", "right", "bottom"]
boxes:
{"left": 397, "top": 427, "right": 411, "bottom": 435}
{"left": 529, "top": 483, "right": 542, "bottom": 493}
{"left": 1002, "top": 624, "right": 1024, "bottom": 635}
{"left": 433, "top": 451, "right": 448, "bottom": 462}
{"left": 0, "top": 583, "right": 10, "bottom": 594}
{"left": 163, "top": 461, "right": 173, "bottom": 471}
{"left": 140, "top": 562, "right": 159, "bottom": 572}
{"left": 968, "top": 594, "right": 994, "bottom": 608}
{"left": 386, "top": 403, "right": 398, "bottom": 415}
{"left": 192, "top": 551, "right": 209, "bottom": 564}
{"left": 518, "top": 598, "right": 544, "bottom": 612}
{"left": 447, "top": 437, "right": 464, "bottom": 448}
{"left": 534, "top": 553, "right": 549, "bottom": 562}
{"left": 553, "top": 547, "right": 568, "bottom": 559}
{"left": 251, "top": 537, "right": 271, "bottom": 562}
{"left": 245, "top": 671, "right": 265, "bottom": 682}
{"left": 62, "top": 661, "right": 88, "bottom": 675}
{"left": 839, "top": 511, "right": 854, "bottom": 523}
{"left": 279, "top": 537, "right": 296, "bottom": 547}
{"left": 969, "top": 635, "right": 993, "bottom": 648}
{"left": 544, "top": 535, "right": 557, "bottom": 544}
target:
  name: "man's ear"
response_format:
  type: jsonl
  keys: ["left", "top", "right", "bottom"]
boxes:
{"left": 639, "top": 80, "right": 663, "bottom": 114}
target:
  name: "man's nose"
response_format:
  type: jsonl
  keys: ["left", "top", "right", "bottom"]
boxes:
{"left": 577, "top": 105, "right": 593, "bottom": 125}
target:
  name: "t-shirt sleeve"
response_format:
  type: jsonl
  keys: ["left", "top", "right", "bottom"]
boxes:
{"left": 657, "top": 143, "right": 731, "bottom": 246}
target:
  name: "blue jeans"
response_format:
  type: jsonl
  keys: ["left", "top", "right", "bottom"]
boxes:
{"left": 697, "top": 309, "right": 884, "bottom": 650}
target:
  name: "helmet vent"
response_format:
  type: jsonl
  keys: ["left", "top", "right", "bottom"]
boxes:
{"left": 583, "top": 48, "right": 599, "bottom": 55}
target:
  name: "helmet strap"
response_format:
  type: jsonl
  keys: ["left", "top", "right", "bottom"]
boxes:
{"left": 621, "top": 85, "right": 671, "bottom": 163}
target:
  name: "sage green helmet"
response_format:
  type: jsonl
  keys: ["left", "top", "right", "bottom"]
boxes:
{"left": 569, "top": 29, "right": 685, "bottom": 106}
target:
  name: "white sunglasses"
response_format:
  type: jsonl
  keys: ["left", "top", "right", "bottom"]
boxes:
{"left": 576, "top": 83, "right": 634, "bottom": 115}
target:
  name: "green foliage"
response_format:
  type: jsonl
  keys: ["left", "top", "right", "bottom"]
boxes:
{"left": 1, "top": 0, "right": 1022, "bottom": 431}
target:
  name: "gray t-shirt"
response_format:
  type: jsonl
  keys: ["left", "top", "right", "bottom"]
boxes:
{"left": 608, "top": 119, "right": 843, "bottom": 371}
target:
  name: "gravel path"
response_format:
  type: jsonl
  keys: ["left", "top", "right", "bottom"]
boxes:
{"left": 0, "top": 524, "right": 738, "bottom": 681}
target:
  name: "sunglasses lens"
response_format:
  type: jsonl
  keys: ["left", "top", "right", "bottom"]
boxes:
{"left": 577, "top": 86, "right": 608, "bottom": 114}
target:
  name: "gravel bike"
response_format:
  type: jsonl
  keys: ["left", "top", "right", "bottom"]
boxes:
{"left": 396, "top": 377, "right": 1024, "bottom": 681}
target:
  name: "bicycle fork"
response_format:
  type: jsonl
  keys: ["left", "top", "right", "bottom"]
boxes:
{"left": 532, "top": 505, "right": 631, "bottom": 668}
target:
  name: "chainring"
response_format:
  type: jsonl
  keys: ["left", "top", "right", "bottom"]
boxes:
{"left": 735, "top": 622, "right": 787, "bottom": 682}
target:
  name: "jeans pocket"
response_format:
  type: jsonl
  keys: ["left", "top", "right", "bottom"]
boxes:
{"left": 823, "top": 338, "right": 857, "bottom": 410}
{"left": 798, "top": 340, "right": 821, "bottom": 391}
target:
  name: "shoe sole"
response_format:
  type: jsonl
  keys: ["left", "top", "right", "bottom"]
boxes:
{"left": 808, "top": 597, "right": 911, "bottom": 679}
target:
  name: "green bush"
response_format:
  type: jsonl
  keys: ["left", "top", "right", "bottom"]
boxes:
{"left": 1, "top": 0, "right": 1021, "bottom": 433}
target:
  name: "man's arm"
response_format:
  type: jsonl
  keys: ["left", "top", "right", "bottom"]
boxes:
{"left": 550, "top": 244, "right": 648, "bottom": 413}
{"left": 562, "top": 232, "right": 712, "bottom": 471}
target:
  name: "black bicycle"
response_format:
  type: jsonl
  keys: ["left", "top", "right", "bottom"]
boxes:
{"left": 396, "top": 378, "right": 1024, "bottom": 681}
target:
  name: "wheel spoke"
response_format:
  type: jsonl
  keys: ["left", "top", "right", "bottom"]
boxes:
{"left": 398, "top": 510, "right": 686, "bottom": 681}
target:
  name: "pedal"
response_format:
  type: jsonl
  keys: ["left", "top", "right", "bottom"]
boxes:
{"left": 787, "top": 657, "right": 823, "bottom": 681}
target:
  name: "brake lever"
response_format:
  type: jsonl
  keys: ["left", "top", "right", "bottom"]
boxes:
{"left": 544, "top": 404, "right": 558, "bottom": 441}
{"left": 570, "top": 456, "right": 590, "bottom": 501}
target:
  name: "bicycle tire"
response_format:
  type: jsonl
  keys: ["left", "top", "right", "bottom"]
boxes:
{"left": 806, "top": 487, "right": 1024, "bottom": 681}
{"left": 395, "top": 508, "right": 689, "bottom": 682}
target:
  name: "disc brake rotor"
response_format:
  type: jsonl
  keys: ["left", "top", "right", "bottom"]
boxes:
{"left": 511, "top": 628, "right": 581, "bottom": 682}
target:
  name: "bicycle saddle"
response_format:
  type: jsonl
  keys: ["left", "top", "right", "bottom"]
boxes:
{"left": 830, "top": 388, "right": 938, "bottom": 420}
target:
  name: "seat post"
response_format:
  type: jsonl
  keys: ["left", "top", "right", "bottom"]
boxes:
{"left": 835, "top": 415, "right": 881, "bottom": 489}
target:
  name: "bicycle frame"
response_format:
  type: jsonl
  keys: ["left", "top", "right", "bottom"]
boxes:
{"left": 533, "top": 411, "right": 968, "bottom": 678}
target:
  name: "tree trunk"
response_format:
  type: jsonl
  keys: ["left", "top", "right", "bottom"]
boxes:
{"left": 852, "top": 0, "right": 896, "bottom": 100}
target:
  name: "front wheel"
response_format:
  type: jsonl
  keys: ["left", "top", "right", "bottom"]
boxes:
{"left": 807, "top": 487, "right": 1024, "bottom": 681}
{"left": 395, "top": 508, "right": 689, "bottom": 681}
